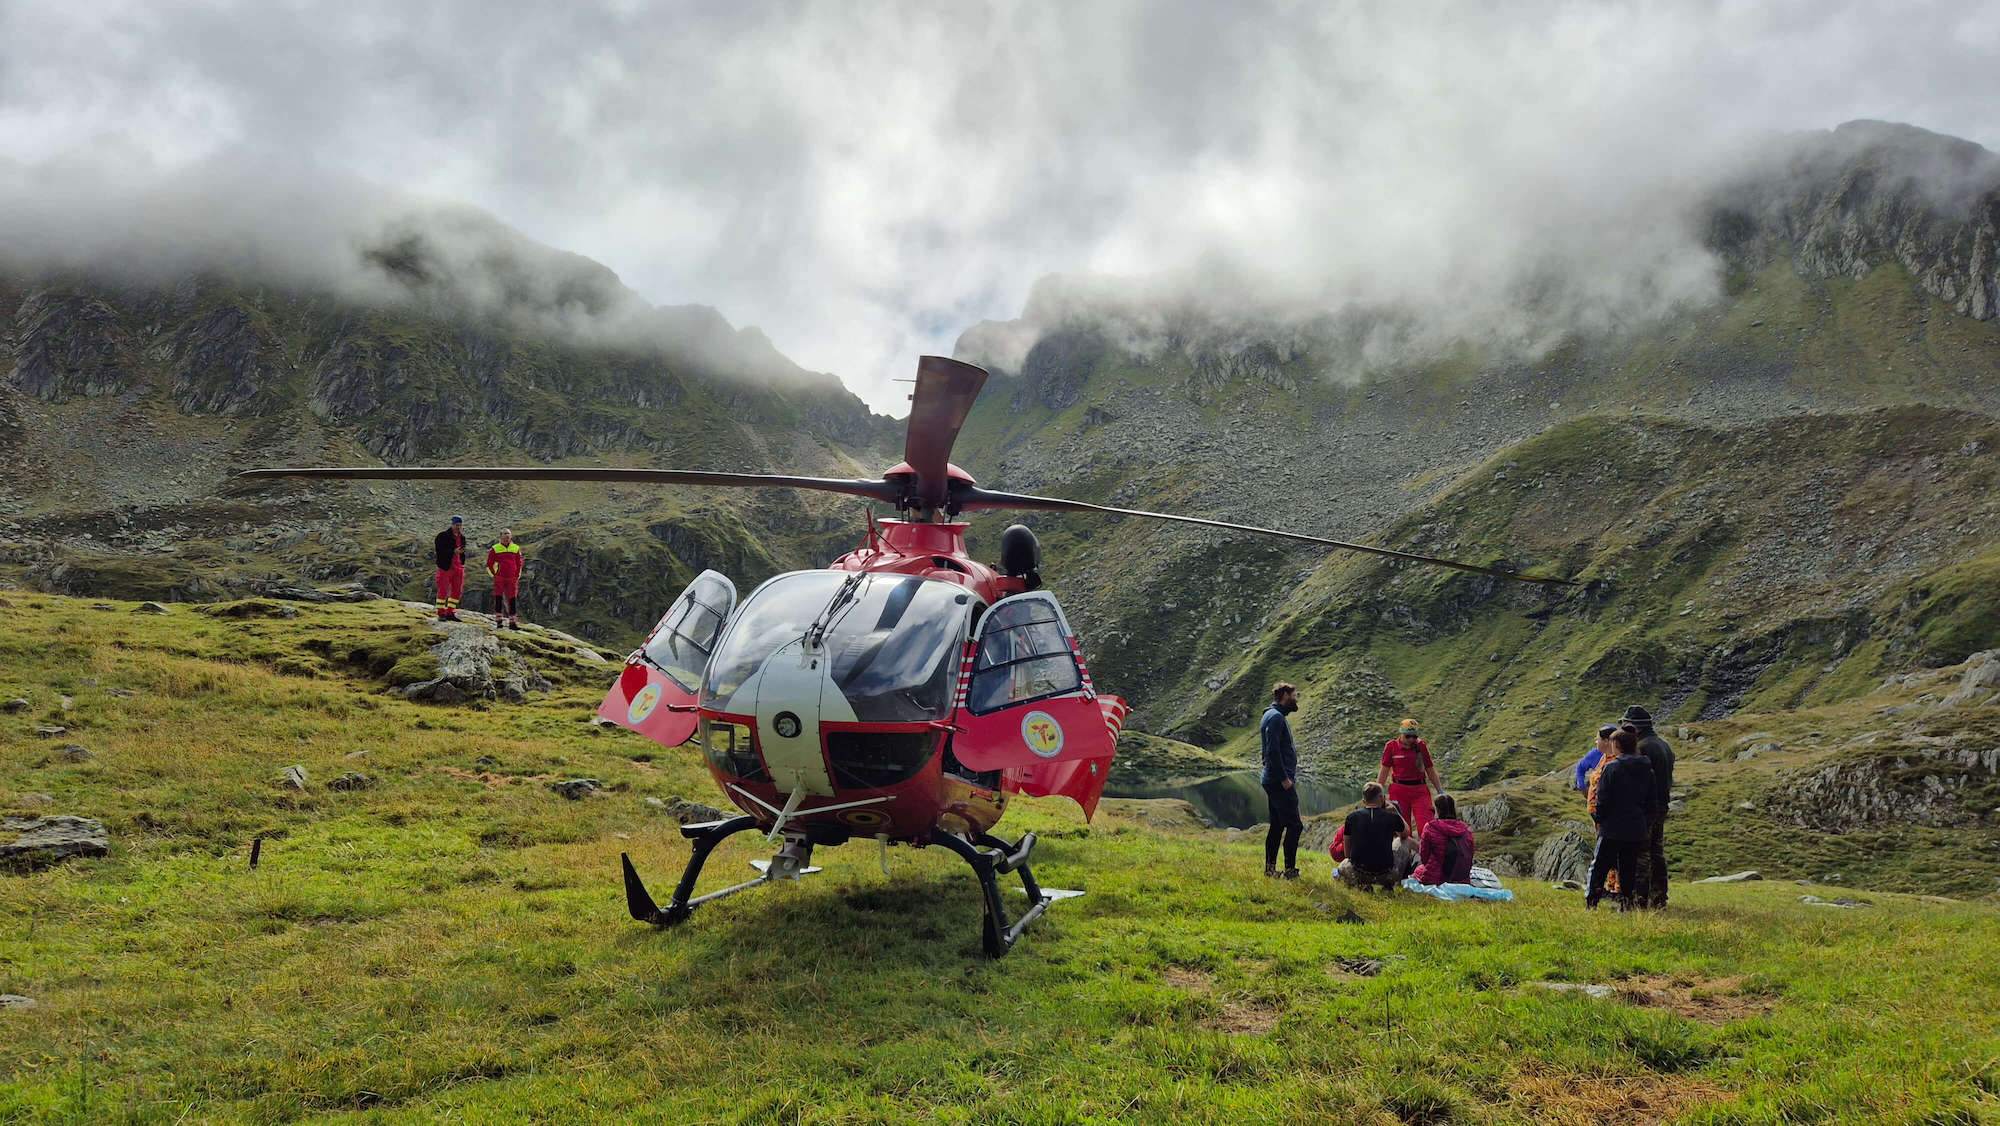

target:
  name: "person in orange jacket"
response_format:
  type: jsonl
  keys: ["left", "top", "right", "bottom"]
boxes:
{"left": 486, "top": 529, "right": 524, "bottom": 629}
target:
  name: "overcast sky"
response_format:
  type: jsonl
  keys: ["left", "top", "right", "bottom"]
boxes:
{"left": 3, "top": 1, "right": 1997, "bottom": 413}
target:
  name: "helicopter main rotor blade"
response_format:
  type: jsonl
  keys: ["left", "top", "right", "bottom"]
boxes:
{"left": 901, "top": 356, "right": 988, "bottom": 508}
{"left": 956, "top": 487, "right": 1577, "bottom": 586}
{"left": 237, "top": 465, "right": 902, "bottom": 503}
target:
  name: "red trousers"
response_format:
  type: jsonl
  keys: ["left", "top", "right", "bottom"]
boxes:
{"left": 435, "top": 565, "right": 464, "bottom": 610}
{"left": 1390, "top": 782, "right": 1436, "bottom": 838}
{"left": 491, "top": 574, "right": 519, "bottom": 599}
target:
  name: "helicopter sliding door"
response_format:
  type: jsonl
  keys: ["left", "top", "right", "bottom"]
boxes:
{"left": 598, "top": 569, "right": 737, "bottom": 748}
{"left": 951, "top": 591, "right": 1124, "bottom": 819}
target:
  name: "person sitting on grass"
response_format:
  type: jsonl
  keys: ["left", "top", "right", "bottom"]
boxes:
{"left": 1585, "top": 727, "right": 1655, "bottom": 911}
{"left": 1413, "top": 793, "right": 1476, "bottom": 886}
{"left": 1336, "top": 783, "right": 1408, "bottom": 892}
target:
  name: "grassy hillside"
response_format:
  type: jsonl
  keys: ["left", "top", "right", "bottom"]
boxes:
{"left": 4, "top": 593, "right": 1999, "bottom": 1123}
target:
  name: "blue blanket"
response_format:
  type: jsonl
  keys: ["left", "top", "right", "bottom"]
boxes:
{"left": 1401, "top": 877, "right": 1515, "bottom": 902}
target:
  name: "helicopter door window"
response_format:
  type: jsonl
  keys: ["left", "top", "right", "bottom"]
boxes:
{"left": 967, "top": 596, "right": 1082, "bottom": 715}
{"left": 642, "top": 570, "right": 737, "bottom": 693}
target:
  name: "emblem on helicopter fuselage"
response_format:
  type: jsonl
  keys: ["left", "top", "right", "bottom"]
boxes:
{"left": 1022, "top": 711, "right": 1064, "bottom": 758}
{"left": 627, "top": 682, "right": 663, "bottom": 725}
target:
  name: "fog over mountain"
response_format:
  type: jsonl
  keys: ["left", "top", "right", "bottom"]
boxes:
{"left": 3, "top": 1, "right": 1997, "bottom": 410}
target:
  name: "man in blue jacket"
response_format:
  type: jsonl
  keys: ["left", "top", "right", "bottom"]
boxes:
{"left": 1262, "top": 682, "right": 1303, "bottom": 879}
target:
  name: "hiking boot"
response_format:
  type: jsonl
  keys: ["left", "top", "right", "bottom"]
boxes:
{"left": 1281, "top": 868, "right": 1300, "bottom": 880}
{"left": 1264, "top": 865, "right": 1278, "bottom": 878}
{"left": 1583, "top": 893, "right": 1601, "bottom": 910}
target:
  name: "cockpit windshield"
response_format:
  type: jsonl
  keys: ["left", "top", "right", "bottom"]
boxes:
{"left": 700, "top": 571, "right": 974, "bottom": 722}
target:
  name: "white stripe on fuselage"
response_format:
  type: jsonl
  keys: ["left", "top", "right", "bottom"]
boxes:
{"left": 749, "top": 638, "right": 847, "bottom": 796}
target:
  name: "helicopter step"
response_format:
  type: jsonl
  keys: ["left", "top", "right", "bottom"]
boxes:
{"left": 934, "top": 830, "right": 1081, "bottom": 959}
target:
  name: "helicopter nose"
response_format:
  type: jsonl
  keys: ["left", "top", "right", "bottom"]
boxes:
{"left": 749, "top": 639, "right": 847, "bottom": 797}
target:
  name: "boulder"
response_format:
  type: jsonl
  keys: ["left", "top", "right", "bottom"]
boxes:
{"left": 0, "top": 698, "right": 27, "bottom": 713}
{"left": 651, "top": 796, "right": 728, "bottom": 824}
{"left": 32, "top": 725, "right": 66, "bottom": 739}
{"left": 1463, "top": 793, "right": 1511, "bottom": 832}
{"left": 2, "top": 815, "right": 110, "bottom": 870}
{"left": 328, "top": 772, "right": 373, "bottom": 792}
{"left": 59, "top": 744, "right": 92, "bottom": 763}
{"left": 404, "top": 678, "right": 470, "bottom": 704}
{"left": 0, "top": 995, "right": 34, "bottom": 1009}
{"left": 1938, "top": 650, "right": 2000, "bottom": 709}
{"left": 1531, "top": 822, "right": 1593, "bottom": 885}
{"left": 551, "top": 778, "right": 603, "bottom": 800}
{"left": 1700, "top": 871, "right": 1762, "bottom": 883}
{"left": 134, "top": 601, "right": 170, "bottom": 614}
{"left": 280, "top": 765, "right": 309, "bottom": 790}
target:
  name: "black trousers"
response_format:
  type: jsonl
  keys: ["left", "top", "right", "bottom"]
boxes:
{"left": 1587, "top": 836, "right": 1642, "bottom": 906}
{"left": 1264, "top": 783, "right": 1302, "bottom": 869}
{"left": 1643, "top": 810, "right": 1668, "bottom": 906}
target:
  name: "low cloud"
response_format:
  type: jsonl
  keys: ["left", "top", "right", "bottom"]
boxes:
{"left": 3, "top": 1, "right": 1996, "bottom": 409}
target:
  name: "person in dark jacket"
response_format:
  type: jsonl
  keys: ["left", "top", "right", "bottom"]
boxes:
{"left": 1414, "top": 793, "right": 1476, "bottom": 885}
{"left": 433, "top": 516, "right": 467, "bottom": 621}
{"left": 1337, "top": 783, "right": 1408, "bottom": 891}
{"left": 1261, "top": 683, "right": 1303, "bottom": 879}
{"left": 1585, "top": 728, "right": 1655, "bottom": 910}
{"left": 1623, "top": 704, "right": 1676, "bottom": 908}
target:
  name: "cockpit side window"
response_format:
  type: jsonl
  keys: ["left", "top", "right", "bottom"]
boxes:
{"left": 642, "top": 571, "right": 736, "bottom": 693}
{"left": 967, "top": 598, "right": 1081, "bottom": 715}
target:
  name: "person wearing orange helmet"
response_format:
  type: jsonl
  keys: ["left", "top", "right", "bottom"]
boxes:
{"left": 1376, "top": 717, "right": 1444, "bottom": 838}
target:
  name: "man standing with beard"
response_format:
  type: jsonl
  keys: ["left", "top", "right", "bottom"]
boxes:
{"left": 1261, "top": 682, "right": 1303, "bottom": 880}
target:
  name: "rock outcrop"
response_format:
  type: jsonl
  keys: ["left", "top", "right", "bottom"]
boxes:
{"left": 2, "top": 815, "right": 110, "bottom": 870}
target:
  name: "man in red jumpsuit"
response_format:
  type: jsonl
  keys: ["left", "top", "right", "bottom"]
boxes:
{"left": 486, "top": 528, "right": 524, "bottom": 630}
{"left": 433, "top": 516, "right": 466, "bottom": 621}
{"left": 1377, "top": 718, "right": 1444, "bottom": 838}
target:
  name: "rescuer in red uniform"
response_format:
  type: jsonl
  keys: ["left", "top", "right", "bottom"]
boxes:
{"left": 486, "top": 528, "right": 524, "bottom": 630}
{"left": 1377, "top": 718, "right": 1444, "bottom": 838}
{"left": 433, "top": 515, "right": 466, "bottom": 621}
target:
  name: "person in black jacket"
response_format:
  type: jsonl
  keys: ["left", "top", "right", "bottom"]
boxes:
{"left": 1585, "top": 727, "right": 1654, "bottom": 911}
{"left": 433, "top": 516, "right": 467, "bottom": 621}
{"left": 1261, "top": 682, "right": 1303, "bottom": 879}
{"left": 1623, "top": 704, "right": 1676, "bottom": 908}
{"left": 1336, "top": 783, "right": 1409, "bottom": 892}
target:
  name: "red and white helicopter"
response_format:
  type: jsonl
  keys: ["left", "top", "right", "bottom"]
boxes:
{"left": 246, "top": 357, "right": 1568, "bottom": 956}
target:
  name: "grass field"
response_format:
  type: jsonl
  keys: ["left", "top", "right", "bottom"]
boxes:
{"left": 4, "top": 594, "right": 1999, "bottom": 1124}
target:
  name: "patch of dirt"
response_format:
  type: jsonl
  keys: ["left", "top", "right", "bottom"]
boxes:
{"left": 1616, "top": 974, "right": 1776, "bottom": 1025}
{"left": 1207, "top": 999, "right": 1281, "bottom": 1035}
{"left": 1161, "top": 966, "right": 1281, "bottom": 1034}
{"left": 1508, "top": 1068, "right": 1730, "bottom": 1125}
{"left": 437, "top": 766, "right": 555, "bottom": 787}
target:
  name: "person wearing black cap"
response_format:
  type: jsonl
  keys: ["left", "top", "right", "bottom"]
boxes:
{"left": 1622, "top": 704, "right": 1676, "bottom": 908}
{"left": 433, "top": 516, "right": 467, "bottom": 621}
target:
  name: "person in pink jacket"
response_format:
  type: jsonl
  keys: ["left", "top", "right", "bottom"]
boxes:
{"left": 1413, "top": 793, "right": 1476, "bottom": 886}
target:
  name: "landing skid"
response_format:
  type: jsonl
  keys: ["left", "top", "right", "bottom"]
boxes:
{"left": 620, "top": 815, "right": 816, "bottom": 927}
{"left": 935, "top": 830, "right": 1080, "bottom": 959}
{"left": 620, "top": 820, "right": 1080, "bottom": 959}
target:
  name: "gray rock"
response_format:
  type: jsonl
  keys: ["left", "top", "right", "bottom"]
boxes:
{"left": 90, "top": 603, "right": 116, "bottom": 612}
{"left": 1463, "top": 793, "right": 1511, "bottom": 832}
{"left": 1531, "top": 822, "right": 1593, "bottom": 885}
{"left": 134, "top": 601, "right": 170, "bottom": 614}
{"left": 18, "top": 793, "right": 54, "bottom": 808}
{"left": 32, "top": 725, "right": 66, "bottom": 738}
{"left": 0, "top": 995, "right": 34, "bottom": 1009}
{"left": 1734, "top": 800, "right": 1756, "bottom": 811}
{"left": 403, "top": 678, "right": 470, "bottom": 704}
{"left": 280, "top": 765, "right": 309, "bottom": 791}
{"left": 343, "top": 749, "right": 370, "bottom": 760}
{"left": 661, "top": 797, "right": 728, "bottom": 824}
{"left": 59, "top": 744, "right": 92, "bottom": 762}
{"left": 1534, "top": 982, "right": 1615, "bottom": 999}
{"left": 1, "top": 815, "right": 110, "bottom": 870}
{"left": 1800, "top": 895, "right": 1873, "bottom": 908}
{"left": 329, "top": 772, "right": 373, "bottom": 792}
{"left": 1700, "top": 871, "right": 1762, "bottom": 883}
{"left": 0, "top": 698, "right": 27, "bottom": 713}
{"left": 1938, "top": 650, "right": 2000, "bottom": 708}
{"left": 551, "top": 778, "right": 603, "bottom": 800}
{"left": 1667, "top": 799, "right": 1688, "bottom": 814}
{"left": 57, "top": 695, "right": 72, "bottom": 711}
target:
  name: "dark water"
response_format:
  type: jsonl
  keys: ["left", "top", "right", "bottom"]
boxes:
{"left": 1105, "top": 769, "right": 1361, "bottom": 829}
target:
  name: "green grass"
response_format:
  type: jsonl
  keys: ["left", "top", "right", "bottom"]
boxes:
{"left": 4, "top": 594, "right": 2000, "bottom": 1123}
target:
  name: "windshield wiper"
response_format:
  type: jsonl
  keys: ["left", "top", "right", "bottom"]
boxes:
{"left": 805, "top": 573, "right": 867, "bottom": 652}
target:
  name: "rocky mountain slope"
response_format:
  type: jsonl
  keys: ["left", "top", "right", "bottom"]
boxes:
{"left": 0, "top": 207, "right": 900, "bottom": 642}
{"left": 946, "top": 121, "right": 2000, "bottom": 774}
